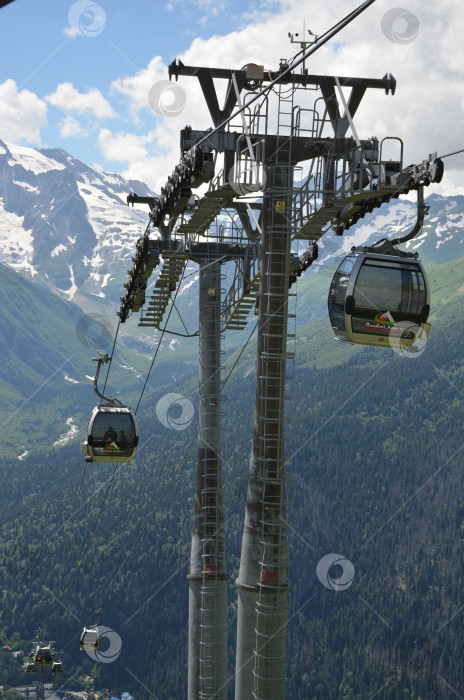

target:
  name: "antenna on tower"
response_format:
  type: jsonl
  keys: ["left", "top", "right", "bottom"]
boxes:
{"left": 288, "top": 21, "right": 319, "bottom": 48}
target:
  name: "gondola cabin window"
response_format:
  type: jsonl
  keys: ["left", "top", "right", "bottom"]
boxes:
{"left": 352, "top": 259, "right": 427, "bottom": 337}
{"left": 328, "top": 255, "right": 357, "bottom": 341}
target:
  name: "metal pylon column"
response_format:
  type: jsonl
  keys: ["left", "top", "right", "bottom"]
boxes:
{"left": 37, "top": 667, "right": 45, "bottom": 700}
{"left": 235, "top": 162, "right": 293, "bottom": 700}
{"left": 188, "top": 259, "right": 228, "bottom": 700}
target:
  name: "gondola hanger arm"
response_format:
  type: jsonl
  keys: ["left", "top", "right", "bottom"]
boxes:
{"left": 390, "top": 185, "right": 428, "bottom": 245}
{"left": 92, "top": 353, "right": 121, "bottom": 405}
{"left": 369, "top": 185, "right": 428, "bottom": 254}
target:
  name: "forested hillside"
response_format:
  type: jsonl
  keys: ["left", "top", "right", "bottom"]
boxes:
{"left": 1, "top": 246, "right": 464, "bottom": 699}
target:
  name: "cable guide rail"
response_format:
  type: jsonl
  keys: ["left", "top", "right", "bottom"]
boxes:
{"left": 121, "top": 142, "right": 442, "bottom": 330}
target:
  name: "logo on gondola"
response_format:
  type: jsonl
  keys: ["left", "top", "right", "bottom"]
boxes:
{"left": 374, "top": 311, "right": 396, "bottom": 326}
{"left": 85, "top": 626, "right": 122, "bottom": 663}
{"left": 316, "top": 553, "right": 355, "bottom": 592}
{"left": 103, "top": 442, "right": 123, "bottom": 452}
{"left": 156, "top": 393, "right": 194, "bottom": 430}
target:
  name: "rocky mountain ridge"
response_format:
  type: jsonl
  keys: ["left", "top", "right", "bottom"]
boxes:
{"left": 0, "top": 140, "right": 152, "bottom": 310}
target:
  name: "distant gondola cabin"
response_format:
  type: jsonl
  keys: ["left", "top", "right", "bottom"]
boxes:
{"left": 82, "top": 405, "right": 138, "bottom": 463}
{"left": 80, "top": 625, "right": 99, "bottom": 651}
{"left": 34, "top": 644, "right": 52, "bottom": 666}
{"left": 328, "top": 250, "right": 431, "bottom": 349}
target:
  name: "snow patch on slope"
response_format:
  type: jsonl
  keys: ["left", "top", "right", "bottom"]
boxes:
{"left": 51, "top": 244, "right": 67, "bottom": 257}
{"left": 13, "top": 180, "right": 40, "bottom": 194}
{"left": 0, "top": 198, "right": 35, "bottom": 275}
{"left": 77, "top": 177, "right": 149, "bottom": 282}
{"left": 6, "top": 142, "right": 66, "bottom": 175}
{"left": 57, "top": 264, "right": 78, "bottom": 300}
{"left": 64, "top": 374, "right": 79, "bottom": 384}
{"left": 54, "top": 417, "right": 79, "bottom": 446}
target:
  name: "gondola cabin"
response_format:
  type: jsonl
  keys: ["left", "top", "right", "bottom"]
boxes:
{"left": 81, "top": 404, "right": 138, "bottom": 463}
{"left": 52, "top": 660, "right": 63, "bottom": 674}
{"left": 80, "top": 625, "right": 99, "bottom": 651}
{"left": 34, "top": 644, "right": 52, "bottom": 666}
{"left": 25, "top": 662, "right": 36, "bottom": 674}
{"left": 328, "top": 249, "right": 431, "bottom": 349}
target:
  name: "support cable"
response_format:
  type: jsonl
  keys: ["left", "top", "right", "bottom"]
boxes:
{"left": 181, "top": 254, "right": 229, "bottom": 282}
{"left": 59, "top": 462, "right": 121, "bottom": 611}
{"left": 436, "top": 147, "right": 464, "bottom": 160}
{"left": 113, "top": 433, "right": 197, "bottom": 580}
{"left": 104, "top": 318, "right": 259, "bottom": 587}
{"left": 221, "top": 321, "right": 258, "bottom": 387}
{"left": 50, "top": 274, "right": 184, "bottom": 615}
{"left": 47, "top": 288, "right": 258, "bottom": 656}
{"left": 56, "top": 461, "right": 88, "bottom": 581}
{"left": 135, "top": 267, "right": 186, "bottom": 415}
{"left": 171, "top": 297, "right": 191, "bottom": 336}
{"left": 41, "top": 319, "right": 122, "bottom": 628}
{"left": 102, "top": 319, "right": 121, "bottom": 395}
{"left": 41, "top": 461, "right": 89, "bottom": 626}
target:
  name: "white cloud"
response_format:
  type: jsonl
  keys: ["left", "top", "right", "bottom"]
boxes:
{"left": 434, "top": 173, "right": 464, "bottom": 198}
{"left": 63, "top": 25, "right": 80, "bottom": 38}
{"left": 110, "top": 56, "right": 169, "bottom": 119}
{"left": 46, "top": 82, "right": 115, "bottom": 119}
{"left": 0, "top": 79, "right": 48, "bottom": 145}
{"left": 95, "top": 0, "right": 464, "bottom": 193}
{"left": 98, "top": 129, "right": 150, "bottom": 163}
{"left": 59, "top": 115, "right": 83, "bottom": 138}
{"left": 97, "top": 127, "right": 184, "bottom": 190}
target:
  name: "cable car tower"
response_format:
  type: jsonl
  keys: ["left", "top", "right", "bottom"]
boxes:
{"left": 24, "top": 629, "right": 62, "bottom": 700}
{"left": 119, "top": 1, "right": 443, "bottom": 697}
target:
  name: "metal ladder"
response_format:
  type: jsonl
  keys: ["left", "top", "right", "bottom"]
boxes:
{"left": 139, "top": 249, "right": 188, "bottom": 328}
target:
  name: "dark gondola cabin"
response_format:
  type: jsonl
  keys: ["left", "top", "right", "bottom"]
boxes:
{"left": 328, "top": 249, "right": 431, "bottom": 349}
{"left": 82, "top": 404, "right": 138, "bottom": 463}
{"left": 34, "top": 644, "right": 52, "bottom": 666}
{"left": 52, "top": 660, "right": 63, "bottom": 674}
{"left": 80, "top": 625, "right": 99, "bottom": 651}
{"left": 25, "top": 662, "right": 36, "bottom": 673}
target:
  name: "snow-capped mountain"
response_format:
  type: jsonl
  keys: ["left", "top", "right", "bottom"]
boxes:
{"left": 0, "top": 140, "right": 152, "bottom": 308}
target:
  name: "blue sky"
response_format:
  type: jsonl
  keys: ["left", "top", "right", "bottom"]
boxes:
{"left": 2, "top": 0, "right": 262, "bottom": 93}
{"left": 1, "top": 0, "right": 464, "bottom": 194}
{"left": 1, "top": 0, "right": 270, "bottom": 167}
